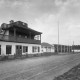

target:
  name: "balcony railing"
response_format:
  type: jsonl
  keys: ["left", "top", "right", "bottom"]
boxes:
{"left": 0, "top": 34, "right": 41, "bottom": 44}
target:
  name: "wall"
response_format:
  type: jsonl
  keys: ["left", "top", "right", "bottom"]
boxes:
{"left": 41, "top": 46, "right": 54, "bottom": 53}
{"left": 0, "top": 41, "right": 41, "bottom": 56}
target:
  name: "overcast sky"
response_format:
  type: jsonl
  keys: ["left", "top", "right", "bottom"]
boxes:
{"left": 0, "top": 0, "right": 80, "bottom": 45}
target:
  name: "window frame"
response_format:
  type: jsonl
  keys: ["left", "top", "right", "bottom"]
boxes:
{"left": 23, "top": 46, "right": 28, "bottom": 53}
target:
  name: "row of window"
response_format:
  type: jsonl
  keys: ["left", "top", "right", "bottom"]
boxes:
{"left": 15, "top": 46, "right": 40, "bottom": 53}
{"left": 23, "top": 46, "right": 40, "bottom": 53}
{"left": 0, "top": 45, "right": 40, "bottom": 55}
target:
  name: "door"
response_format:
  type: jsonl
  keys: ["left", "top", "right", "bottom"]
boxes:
{"left": 16, "top": 45, "right": 22, "bottom": 57}
{"left": 6, "top": 45, "right": 12, "bottom": 55}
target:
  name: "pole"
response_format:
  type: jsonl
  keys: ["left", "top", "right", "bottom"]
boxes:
{"left": 73, "top": 41, "right": 74, "bottom": 53}
{"left": 57, "top": 20, "right": 59, "bottom": 53}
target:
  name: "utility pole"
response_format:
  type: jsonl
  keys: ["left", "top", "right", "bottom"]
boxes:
{"left": 57, "top": 20, "right": 59, "bottom": 53}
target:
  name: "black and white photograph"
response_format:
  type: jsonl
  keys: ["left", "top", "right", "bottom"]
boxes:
{"left": 0, "top": 0, "right": 80, "bottom": 80}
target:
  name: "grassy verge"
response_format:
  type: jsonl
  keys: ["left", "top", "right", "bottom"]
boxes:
{"left": 53, "top": 63, "right": 80, "bottom": 80}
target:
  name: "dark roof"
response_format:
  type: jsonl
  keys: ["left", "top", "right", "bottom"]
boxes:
{"left": 41, "top": 42, "right": 54, "bottom": 47}
{"left": 1, "top": 20, "right": 42, "bottom": 35}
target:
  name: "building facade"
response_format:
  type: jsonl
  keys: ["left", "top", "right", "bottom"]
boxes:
{"left": 72, "top": 45, "right": 80, "bottom": 52}
{"left": 41, "top": 43, "right": 72, "bottom": 54}
{"left": 0, "top": 20, "right": 42, "bottom": 58}
{"left": 53, "top": 44, "right": 72, "bottom": 53}
{"left": 41, "top": 42, "right": 54, "bottom": 53}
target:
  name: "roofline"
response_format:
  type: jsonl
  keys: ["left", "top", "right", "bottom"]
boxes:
{"left": 1, "top": 21, "right": 42, "bottom": 35}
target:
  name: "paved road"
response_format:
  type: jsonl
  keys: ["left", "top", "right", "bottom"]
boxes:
{"left": 0, "top": 53, "right": 80, "bottom": 80}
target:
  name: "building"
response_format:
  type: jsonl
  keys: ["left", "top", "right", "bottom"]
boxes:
{"left": 41, "top": 42, "right": 54, "bottom": 53}
{"left": 72, "top": 45, "right": 80, "bottom": 52}
{"left": 53, "top": 44, "right": 72, "bottom": 53}
{"left": 41, "top": 42, "right": 72, "bottom": 54}
{"left": 0, "top": 20, "right": 42, "bottom": 58}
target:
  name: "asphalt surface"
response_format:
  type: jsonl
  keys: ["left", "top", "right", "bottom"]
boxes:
{"left": 0, "top": 53, "right": 80, "bottom": 80}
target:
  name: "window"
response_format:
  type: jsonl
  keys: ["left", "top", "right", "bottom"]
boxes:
{"left": 32, "top": 46, "right": 40, "bottom": 52}
{"left": 23, "top": 46, "right": 28, "bottom": 53}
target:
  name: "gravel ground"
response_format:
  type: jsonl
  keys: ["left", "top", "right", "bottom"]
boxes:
{"left": 53, "top": 63, "right": 80, "bottom": 80}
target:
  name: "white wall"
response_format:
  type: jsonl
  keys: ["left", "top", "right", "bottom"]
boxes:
{"left": 51, "top": 47, "right": 55, "bottom": 52}
{"left": 0, "top": 41, "right": 41, "bottom": 55}
{"left": 1, "top": 44, "right": 6, "bottom": 55}
{"left": 41, "top": 46, "right": 54, "bottom": 53}
{"left": 41, "top": 47, "right": 46, "bottom": 52}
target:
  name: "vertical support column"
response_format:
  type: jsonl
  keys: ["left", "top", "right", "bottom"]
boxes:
{"left": 65, "top": 46, "right": 66, "bottom": 53}
{"left": 62, "top": 45, "right": 64, "bottom": 53}
{"left": 64, "top": 46, "right": 65, "bottom": 53}
{"left": 14, "top": 28, "right": 16, "bottom": 40}
{"left": 71, "top": 46, "right": 72, "bottom": 53}
{"left": 40, "top": 34, "right": 41, "bottom": 43}
{"left": 64, "top": 46, "right": 66, "bottom": 53}
{"left": 67, "top": 46, "right": 68, "bottom": 52}
{"left": 68, "top": 46, "right": 69, "bottom": 53}
{"left": 64, "top": 45, "right": 65, "bottom": 53}
{"left": 57, "top": 45, "right": 58, "bottom": 53}
{"left": 65, "top": 46, "right": 67, "bottom": 52}
{"left": 68, "top": 46, "right": 69, "bottom": 52}
{"left": 69, "top": 46, "right": 71, "bottom": 53}
{"left": 29, "top": 32, "right": 31, "bottom": 39}
{"left": 61, "top": 45, "right": 62, "bottom": 53}
{"left": 67, "top": 46, "right": 68, "bottom": 53}
{"left": 61, "top": 45, "right": 63, "bottom": 53}
{"left": 66, "top": 46, "right": 67, "bottom": 52}
{"left": 69, "top": 46, "right": 71, "bottom": 52}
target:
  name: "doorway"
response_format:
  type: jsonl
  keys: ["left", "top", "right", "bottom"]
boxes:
{"left": 6, "top": 45, "right": 12, "bottom": 55}
{"left": 16, "top": 45, "right": 22, "bottom": 57}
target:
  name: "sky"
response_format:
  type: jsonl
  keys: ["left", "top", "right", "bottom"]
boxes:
{"left": 0, "top": 0, "right": 80, "bottom": 45}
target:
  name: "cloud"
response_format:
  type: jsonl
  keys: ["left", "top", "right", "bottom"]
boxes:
{"left": 0, "top": 0, "right": 80, "bottom": 45}
{"left": 29, "top": 14, "right": 62, "bottom": 44}
{"left": 0, "top": 0, "right": 26, "bottom": 8}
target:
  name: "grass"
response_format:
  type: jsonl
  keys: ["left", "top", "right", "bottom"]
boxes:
{"left": 53, "top": 63, "right": 80, "bottom": 80}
